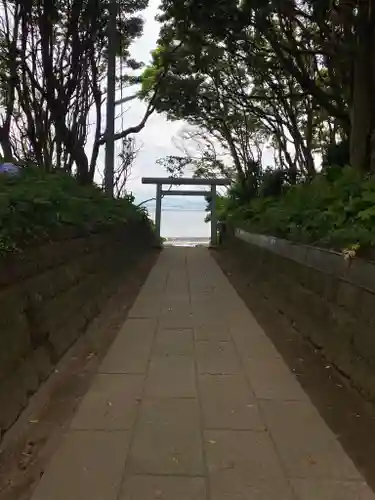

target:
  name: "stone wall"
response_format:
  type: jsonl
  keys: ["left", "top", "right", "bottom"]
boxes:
{"left": 0, "top": 223, "right": 154, "bottom": 438}
{"left": 226, "top": 228, "right": 375, "bottom": 400}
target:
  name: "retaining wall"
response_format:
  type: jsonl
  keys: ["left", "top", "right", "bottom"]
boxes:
{"left": 0, "top": 223, "right": 154, "bottom": 438}
{"left": 227, "top": 228, "right": 375, "bottom": 400}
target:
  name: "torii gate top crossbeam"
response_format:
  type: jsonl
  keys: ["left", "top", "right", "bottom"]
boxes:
{"left": 142, "top": 177, "right": 231, "bottom": 186}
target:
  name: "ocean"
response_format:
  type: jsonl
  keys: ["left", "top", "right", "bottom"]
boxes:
{"left": 147, "top": 207, "right": 211, "bottom": 245}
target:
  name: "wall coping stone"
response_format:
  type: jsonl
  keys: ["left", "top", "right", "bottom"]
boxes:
{"left": 235, "top": 228, "right": 375, "bottom": 294}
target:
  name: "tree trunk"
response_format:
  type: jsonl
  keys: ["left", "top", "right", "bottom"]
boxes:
{"left": 349, "top": 0, "right": 375, "bottom": 171}
{"left": 0, "top": 131, "right": 13, "bottom": 161}
{"left": 220, "top": 121, "right": 245, "bottom": 182}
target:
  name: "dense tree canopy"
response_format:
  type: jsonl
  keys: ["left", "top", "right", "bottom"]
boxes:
{"left": 139, "top": 0, "right": 375, "bottom": 253}
{"left": 142, "top": 0, "right": 375, "bottom": 183}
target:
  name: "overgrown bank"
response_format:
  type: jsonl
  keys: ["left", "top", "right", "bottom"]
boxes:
{"left": 0, "top": 168, "right": 153, "bottom": 256}
{"left": 218, "top": 166, "right": 375, "bottom": 255}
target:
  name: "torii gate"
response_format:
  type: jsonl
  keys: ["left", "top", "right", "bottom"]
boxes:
{"left": 142, "top": 177, "right": 231, "bottom": 246}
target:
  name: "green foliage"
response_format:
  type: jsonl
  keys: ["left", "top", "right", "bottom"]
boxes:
{"left": 142, "top": 0, "right": 359, "bottom": 180}
{"left": 140, "top": 60, "right": 163, "bottom": 97}
{"left": 223, "top": 167, "right": 375, "bottom": 252}
{"left": 0, "top": 168, "right": 151, "bottom": 255}
{"left": 322, "top": 139, "right": 350, "bottom": 170}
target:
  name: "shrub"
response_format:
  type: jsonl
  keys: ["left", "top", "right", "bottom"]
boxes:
{"left": 223, "top": 166, "right": 375, "bottom": 253}
{"left": 0, "top": 167, "right": 152, "bottom": 255}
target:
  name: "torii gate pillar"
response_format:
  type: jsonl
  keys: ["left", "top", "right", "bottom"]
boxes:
{"left": 142, "top": 177, "right": 231, "bottom": 246}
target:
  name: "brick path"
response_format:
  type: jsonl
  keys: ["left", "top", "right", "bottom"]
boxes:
{"left": 31, "top": 248, "right": 374, "bottom": 500}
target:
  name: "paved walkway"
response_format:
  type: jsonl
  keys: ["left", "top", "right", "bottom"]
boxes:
{"left": 31, "top": 248, "right": 374, "bottom": 500}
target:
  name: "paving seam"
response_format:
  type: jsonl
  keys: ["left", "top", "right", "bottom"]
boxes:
{"left": 115, "top": 255, "right": 170, "bottom": 500}
{"left": 187, "top": 250, "right": 211, "bottom": 500}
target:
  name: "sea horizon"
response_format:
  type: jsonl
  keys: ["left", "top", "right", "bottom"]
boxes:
{"left": 147, "top": 206, "right": 210, "bottom": 240}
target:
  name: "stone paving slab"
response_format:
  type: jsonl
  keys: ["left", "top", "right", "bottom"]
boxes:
{"left": 127, "top": 398, "right": 204, "bottom": 476}
{"left": 261, "top": 400, "right": 361, "bottom": 480}
{"left": 194, "top": 324, "right": 232, "bottom": 341}
{"left": 31, "top": 248, "right": 375, "bottom": 500}
{"left": 290, "top": 478, "right": 375, "bottom": 500}
{"left": 128, "top": 301, "right": 161, "bottom": 318}
{"left": 120, "top": 475, "right": 207, "bottom": 500}
{"left": 205, "top": 429, "right": 295, "bottom": 499}
{"left": 209, "top": 472, "right": 295, "bottom": 500}
{"left": 231, "top": 328, "right": 282, "bottom": 359}
{"left": 31, "top": 431, "right": 131, "bottom": 500}
{"left": 158, "top": 315, "right": 195, "bottom": 329}
{"left": 71, "top": 374, "right": 143, "bottom": 430}
{"left": 195, "top": 340, "right": 241, "bottom": 374}
{"left": 198, "top": 374, "right": 265, "bottom": 430}
{"left": 243, "top": 357, "right": 309, "bottom": 401}
{"left": 99, "top": 318, "right": 156, "bottom": 374}
{"left": 144, "top": 356, "right": 196, "bottom": 398}
{"left": 153, "top": 328, "right": 194, "bottom": 356}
